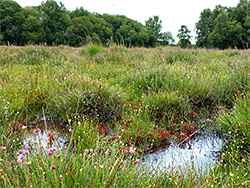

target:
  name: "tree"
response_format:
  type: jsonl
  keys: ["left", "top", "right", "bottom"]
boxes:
{"left": 115, "top": 17, "right": 147, "bottom": 47}
{"left": 88, "top": 15, "right": 113, "bottom": 44}
{"left": 21, "top": 7, "right": 43, "bottom": 44}
{"left": 196, "top": 9, "right": 216, "bottom": 48}
{"left": 158, "top": 32, "right": 175, "bottom": 45}
{"left": 69, "top": 7, "right": 90, "bottom": 19}
{"left": 0, "top": 0, "right": 24, "bottom": 45}
{"left": 244, "top": 15, "right": 250, "bottom": 47}
{"left": 145, "top": 15, "right": 162, "bottom": 47}
{"left": 137, "top": 27, "right": 150, "bottom": 46}
{"left": 177, "top": 25, "right": 191, "bottom": 48}
{"left": 101, "top": 14, "right": 122, "bottom": 34}
{"left": 66, "top": 16, "right": 93, "bottom": 46}
{"left": 208, "top": 12, "right": 229, "bottom": 49}
{"left": 208, "top": 12, "right": 244, "bottom": 49}
{"left": 208, "top": 12, "right": 245, "bottom": 49}
{"left": 38, "top": 0, "right": 71, "bottom": 45}
{"left": 145, "top": 15, "right": 162, "bottom": 38}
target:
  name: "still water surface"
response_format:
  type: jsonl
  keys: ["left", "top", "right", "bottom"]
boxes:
{"left": 142, "top": 131, "right": 224, "bottom": 174}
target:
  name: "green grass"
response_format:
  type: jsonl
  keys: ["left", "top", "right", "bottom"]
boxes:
{"left": 0, "top": 45, "right": 250, "bottom": 187}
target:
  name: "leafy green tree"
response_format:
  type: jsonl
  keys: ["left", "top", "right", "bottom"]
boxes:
{"left": 244, "top": 15, "right": 250, "bottom": 47}
{"left": 101, "top": 14, "right": 122, "bottom": 34}
{"left": 158, "top": 32, "right": 175, "bottom": 46}
{"left": 145, "top": 15, "right": 162, "bottom": 47}
{"left": 38, "top": 0, "right": 71, "bottom": 45}
{"left": 145, "top": 15, "right": 162, "bottom": 38}
{"left": 177, "top": 25, "right": 191, "bottom": 48}
{"left": 208, "top": 12, "right": 245, "bottom": 49}
{"left": 196, "top": 9, "right": 216, "bottom": 48}
{"left": 88, "top": 15, "right": 113, "bottom": 44}
{"left": 21, "top": 7, "right": 43, "bottom": 44}
{"left": 208, "top": 12, "right": 230, "bottom": 49}
{"left": 0, "top": 0, "right": 24, "bottom": 45}
{"left": 67, "top": 16, "right": 93, "bottom": 46}
{"left": 115, "top": 17, "right": 146, "bottom": 47}
{"left": 69, "top": 7, "right": 90, "bottom": 19}
{"left": 137, "top": 27, "right": 150, "bottom": 46}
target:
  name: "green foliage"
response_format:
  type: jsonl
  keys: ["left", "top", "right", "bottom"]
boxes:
{"left": 196, "top": 1, "right": 250, "bottom": 49}
{"left": 219, "top": 96, "right": 250, "bottom": 149}
{"left": 0, "top": 0, "right": 24, "bottom": 45}
{"left": 21, "top": 7, "right": 43, "bottom": 44}
{"left": 67, "top": 16, "right": 93, "bottom": 46}
{"left": 87, "top": 43, "right": 104, "bottom": 56}
{"left": 145, "top": 15, "right": 162, "bottom": 38}
{"left": 38, "top": 0, "right": 72, "bottom": 45}
{"left": 196, "top": 9, "right": 215, "bottom": 48}
{"left": 208, "top": 12, "right": 245, "bottom": 49}
{"left": 158, "top": 32, "right": 175, "bottom": 46}
{"left": 0, "top": 0, "right": 172, "bottom": 47}
{"left": 177, "top": 25, "right": 192, "bottom": 48}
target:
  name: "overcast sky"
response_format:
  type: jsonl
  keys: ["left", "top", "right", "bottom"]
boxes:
{"left": 15, "top": 0, "right": 240, "bottom": 44}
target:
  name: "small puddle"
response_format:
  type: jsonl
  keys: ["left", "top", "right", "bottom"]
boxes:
{"left": 142, "top": 131, "right": 224, "bottom": 174}
{"left": 24, "top": 120, "right": 69, "bottom": 149}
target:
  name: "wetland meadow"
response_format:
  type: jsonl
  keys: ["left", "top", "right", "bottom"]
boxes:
{"left": 0, "top": 44, "right": 250, "bottom": 187}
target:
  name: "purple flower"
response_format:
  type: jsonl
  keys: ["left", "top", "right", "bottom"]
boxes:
{"left": 18, "top": 107, "right": 21, "bottom": 110}
{"left": 59, "top": 175, "right": 63, "bottom": 179}
{"left": 17, "top": 154, "right": 23, "bottom": 163}
{"left": 47, "top": 148, "right": 53, "bottom": 156}
{"left": 106, "top": 149, "right": 111, "bottom": 155}
{"left": 1, "top": 146, "right": 6, "bottom": 151}
{"left": 33, "top": 128, "right": 41, "bottom": 135}
{"left": 52, "top": 131, "right": 56, "bottom": 136}
{"left": 51, "top": 165, "right": 56, "bottom": 170}
{"left": 22, "top": 149, "right": 28, "bottom": 154}
{"left": 129, "top": 147, "right": 134, "bottom": 154}
{"left": 233, "top": 106, "right": 236, "bottom": 110}
{"left": 124, "top": 149, "right": 128, "bottom": 154}
{"left": 55, "top": 79, "right": 58, "bottom": 82}
{"left": 44, "top": 75, "right": 47, "bottom": 78}
{"left": 4, "top": 111, "right": 7, "bottom": 114}
{"left": 94, "top": 162, "right": 98, "bottom": 166}
{"left": 135, "top": 159, "right": 141, "bottom": 164}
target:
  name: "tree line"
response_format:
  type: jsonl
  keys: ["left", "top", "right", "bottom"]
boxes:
{"left": 196, "top": 0, "right": 250, "bottom": 49}
{"left": 1, "top": 0, "right": 250, "bottom": 49}
{"left": 0, "top": 0, "right": 175, "bottom": 47}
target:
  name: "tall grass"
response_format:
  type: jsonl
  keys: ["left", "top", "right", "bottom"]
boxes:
{"left": 1, "top": 45, "right": 250, "bottom": 187}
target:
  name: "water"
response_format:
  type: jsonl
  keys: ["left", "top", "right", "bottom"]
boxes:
{"left": 24, "top": 120, "right": 68, "bottom": 149}
{"left": 142, "top": 131, "right": 224, "bottom": 174}
{"left": 23, "top": 120, "right": 224, "bottom": 174}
